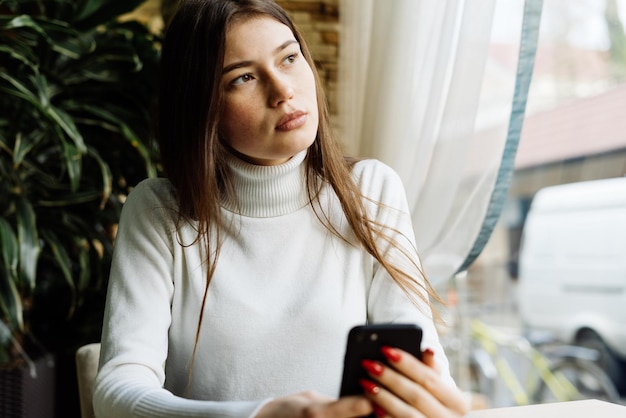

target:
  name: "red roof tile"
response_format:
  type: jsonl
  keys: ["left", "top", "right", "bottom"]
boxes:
{"left": 515, "top": 83, "right": 626, "bottom": 168}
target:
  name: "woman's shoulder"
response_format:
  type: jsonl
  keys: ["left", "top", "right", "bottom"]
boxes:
{"left": 132, "top": 177, "right": 174, "bottom": 193}
{"left": 122, "top": 178, "right": 178, "bottom": 215}
{"left": 349, "top": 158, "right": 410, "bottom": 215}
{"left": 351, "top": 158, "right": 405, "bottom": 193}
{"left": 128, "top": 178, "right": 175, "bottom": 201}
{"left": 115, "top": 178, "right": 180, "bottom": 243}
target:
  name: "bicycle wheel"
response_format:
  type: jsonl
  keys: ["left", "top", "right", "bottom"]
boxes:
{"left": 577, "top": 329, "right": 626, "bottom": 395}
{"left": 533, "top": 358, "right": 621, "bottom": 404}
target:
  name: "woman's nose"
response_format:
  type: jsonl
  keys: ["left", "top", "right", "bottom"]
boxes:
{"left": 268, "top": 74, "right": 294, "bottom": 107}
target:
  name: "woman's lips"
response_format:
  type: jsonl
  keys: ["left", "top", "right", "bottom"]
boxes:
{"left": 276, "top": 111, "right": 307, "bottom": 131}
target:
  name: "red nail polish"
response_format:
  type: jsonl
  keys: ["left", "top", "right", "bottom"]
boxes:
{"left": 423, "top": 348, "right": 434, "bottom": 356}
{"left": 381, "top": 346, "right": 402, "bottom": 362}
{"left": 359, "top": 378, "right": 380, "bottom": 395}
{"left": 362, "top": 359, "right": 384, "bottom": 376}
{"left": 374, "top": 405, "right": 387, "bottom": 417}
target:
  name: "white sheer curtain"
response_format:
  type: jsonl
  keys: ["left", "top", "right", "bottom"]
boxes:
{"left": 338, "top": 0, "right": 537, "bottom": 285}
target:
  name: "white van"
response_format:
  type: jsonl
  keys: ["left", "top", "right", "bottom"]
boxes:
{"left": 517, "top": 177, "right": 626, "bottom": 392}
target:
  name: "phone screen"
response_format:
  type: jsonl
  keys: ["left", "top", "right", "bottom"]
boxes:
{"left": 339, "top": 323, "right": 423, "bottom": 398}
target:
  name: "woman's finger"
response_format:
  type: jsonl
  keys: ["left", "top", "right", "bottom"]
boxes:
{"left": 379, "top": 347, "right": 469, "bottom": 414}
{"left": 421, "top": 348, "right": 439, "bottom": 371}
{"left": 362, "top": 360, "right": 454, "bottom": 417}
{"left": 324, "top": 395, "right": 374, "bottom": 418}
{"left": 360, "top": 378, "right": 429, "bottom": 418}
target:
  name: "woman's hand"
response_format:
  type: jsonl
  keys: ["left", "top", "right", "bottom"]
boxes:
{"left": 256, "top": 391, "right": 373, "bottom": 418}
{"left": 359, "top": 348, "right": 470, "bottom": 417}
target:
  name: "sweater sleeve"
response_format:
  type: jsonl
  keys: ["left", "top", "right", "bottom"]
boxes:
{"left": 352, "top": 161, "right": 455, "bottom": 386}
{"left": 93, "top": 179, "right": 269, "bottom": 418}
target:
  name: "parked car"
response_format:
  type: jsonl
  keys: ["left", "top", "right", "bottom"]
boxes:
{"left": 517, "top": 177, "right": 626, "bottom": 394}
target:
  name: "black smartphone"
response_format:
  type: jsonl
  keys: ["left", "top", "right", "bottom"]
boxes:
{"left": 339, "top": 323, "right": 423, "bottom": 398}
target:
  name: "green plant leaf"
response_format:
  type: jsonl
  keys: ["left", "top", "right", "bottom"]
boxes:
{"left": 74, "top": 237, "right": 90, "bottom": 292}
{"left": 12, "top": 131, "right": 44, "bottom": 167}
{"left": 0, "top": 218, "right": 19, "bottom": 281}
{"left": 0, "top": 0, "right": 160, "bottom": 364}
{"left": 61, "top": 139, "right": 82, "bottom": 192}
{"left": 86, "top": 145, "right": 112, "bottom": 209}
{"left": 32, "top": 72, "right": 51, "bottom": 108}
{"left": 74, "top": 0, "right": 146, "bottom": 31}
{"left": 0, "top": 15, "right": 84, "bottom": 59}
{"left": 45, "top": 93, "right": 87, "bottom": 153}
{"left": 0, "top": 72, "right": 44, "bottom": 110}
{"left": 0, "top": 320, "right": 12, "bottom": 361}
{"left": 38, "top": 190, "right": 102, "bottom": 207}
{"left": 64, "top": 51, "right": 142, "bottom": 84}
{"left": 15, "top": 198, "right": 41, "bottom": 293}
{"left": 40, "top": 229, "right": 77, "bottom": 318}
{"left": 0, "top": 268, "right": 24, "bottom": 333}
{"left": 0, "top": 131, "right": 59, "bottom": 186}
{"left": 0, "top": 44, "right": 38, "bottom": 70}
{"left": 0, "top": 219, "right": 23, "bottom": 333}
{"left": 66, "top": 103, "right": 156, "bottom": 177}
{"left": 0, "top": 72, "right": 87, "bottom": 153}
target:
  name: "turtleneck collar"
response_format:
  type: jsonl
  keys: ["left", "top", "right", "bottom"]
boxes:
{"left": 221, "top": 150, "right": 311, "bottom": 218}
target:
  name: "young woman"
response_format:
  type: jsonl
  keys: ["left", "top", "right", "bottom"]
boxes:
{"left": 94, "top": 0, "right": 470, "bottom": 417}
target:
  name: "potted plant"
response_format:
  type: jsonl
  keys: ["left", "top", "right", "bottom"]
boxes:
{"left": 0, "top": 0, "right": 160, "bottom": 416}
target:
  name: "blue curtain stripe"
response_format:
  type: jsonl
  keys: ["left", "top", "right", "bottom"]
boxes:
{"left": 458, "top": 0, "right": 544, "bottom": 273}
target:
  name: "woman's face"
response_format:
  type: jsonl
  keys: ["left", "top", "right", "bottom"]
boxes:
{"left": 219, "top": 16, "right": 318, "bottom": 166}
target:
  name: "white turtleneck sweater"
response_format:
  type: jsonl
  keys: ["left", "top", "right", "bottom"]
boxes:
{"left": 94, "top": 150, "right": 453, "bottom": 418}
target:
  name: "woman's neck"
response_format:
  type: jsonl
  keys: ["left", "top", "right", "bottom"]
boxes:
{"left": 221, "top": 150, "right": 310, "bottom": 217}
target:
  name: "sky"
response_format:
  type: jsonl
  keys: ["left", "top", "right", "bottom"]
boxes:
{"left": 492, "top": 0, "right": 626, "bottom": 50}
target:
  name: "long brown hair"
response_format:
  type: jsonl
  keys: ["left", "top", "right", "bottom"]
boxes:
{"left": 158, "top": 0, "right": 441, "bottom": 386}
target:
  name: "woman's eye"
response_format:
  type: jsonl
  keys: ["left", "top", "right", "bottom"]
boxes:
{"left": 232, "top": 73, "right": 254, "bottom": 86}
{"left": 283, "top": 53, "right": 298, "bottom": 65}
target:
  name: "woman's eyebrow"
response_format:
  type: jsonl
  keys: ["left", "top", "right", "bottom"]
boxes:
{"left": 274, "top": 39, "right": 298, "bottom": 54}
{"left": 222, "top": 39, "right": 299, "bottom": 76}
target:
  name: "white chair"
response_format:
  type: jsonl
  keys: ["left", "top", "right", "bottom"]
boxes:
{"left": 75, "top": 343, "right": 101, "bottom": 418}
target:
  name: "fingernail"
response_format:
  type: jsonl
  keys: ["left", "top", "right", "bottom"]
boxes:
{"left": 381, "top": 346, "right": 402, "bottom": 362}
{"left": 374, "top": 405, "right": 387, "bottom": 417}
{"left": 423, "top": 348, "right": 435, "bottom": 357}
{"left": 361, "top": 359, "right": 384, "bottom": 376}
{"left": 359, "top": 378, "right": 380, "bottom": 395}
